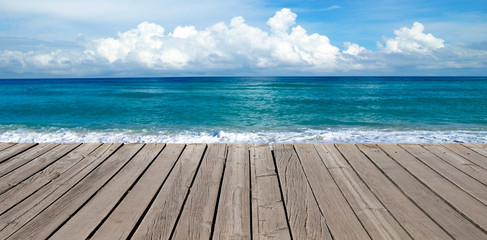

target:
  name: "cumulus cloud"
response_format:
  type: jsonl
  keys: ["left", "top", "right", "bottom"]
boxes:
{"left": 343, "top": 42, "right": 366, "bottom": 56}
{"left": 0, "top": 8, "right": 486, "bottom": 76}
{"left": 267, "top": 8, "right": 297, "bottom": 33}
{"left": 90, "top": 8, "right": 340, "bottom": 71}
{"left": 380, "top": 22, "right": 445, "bottom": 54}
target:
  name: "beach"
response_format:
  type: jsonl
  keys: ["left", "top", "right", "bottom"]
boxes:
{"left": 1, "top": 142, "right": 486, "bottom": 239}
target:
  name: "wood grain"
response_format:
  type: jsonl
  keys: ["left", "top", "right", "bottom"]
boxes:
{"left": 462, "top": 143, "right": 487, "bottom": 158}
{"left": 0, "top": 143, "right": 16, "bottom": 153}
{"left": 335, "top": 143, "right": 451, "bottom": 239}
{"left": 0, "top": 143, "right": 36, "bottom": 164}
{"left": 316, "top": 143, "right": 411, "bottom": 240}
{"left": 442, "top": 143, "right": 487, "bottom": 170}
{"left": 273, "top": 143, "right": 333, "bottom": 240}
{"left": 422, "top": 143, "right": 487, "bottom": 184}
{"left": 403, "top": 144, "right": 487, "bottom": 205}
{"left": 0, "top": 143, "right": 121, "bottom": 239}
{"left": 0, "top": 143, "right": 100, "bottom": 214}
{"left": 130, "top": 144, "right": 207, "bottom": 240}
{"left": 0, "top": 143, "right": 79, "bottom": 194}
{"left": 91, "top": 144, "right": 203, "bottom": 240}
{"left": 0, "top": 143, "right": 58, "bottom": 178}
{"left": 294, "top": 143, "right": 371, "bottom": 240}
{"left": 6, "top": 143, "right": 143, "bottom": 240}
{"left": 171, "top": 143, "right": 227, "bottom": 240}
{"left": 365, "top": 144, "right": 487, "bottom": 239}
{"left": 213, "top": 143, "right": 251, "bottom": 240}
{"left": 380, "top": 143, "right": 487, "bottom": 232}
{"left": 50, "top": 143, "right": 167, "bottom": 240}
{"left": 250, "top": 143, "right": 291, "bottom": 240}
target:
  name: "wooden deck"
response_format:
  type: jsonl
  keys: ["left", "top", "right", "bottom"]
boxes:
{"left": 0, "top": 142, "right": 486, "bottom": 239}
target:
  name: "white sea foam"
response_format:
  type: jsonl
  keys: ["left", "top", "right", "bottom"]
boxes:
{"left": 0, "top": 127, "right": 485, "bottom": 143}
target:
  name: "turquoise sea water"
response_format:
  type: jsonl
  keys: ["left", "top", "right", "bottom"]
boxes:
{"left": 0, "top": 77, "right": 486, "bottom": 143}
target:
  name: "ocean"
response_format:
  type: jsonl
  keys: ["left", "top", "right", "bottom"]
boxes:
{"left": 0, "top": 77, "right": 486, "bottom": 143}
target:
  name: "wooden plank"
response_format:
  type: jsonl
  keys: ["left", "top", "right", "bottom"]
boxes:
{"left": 0, "top": 143, "right": 121, "bottom": 238}
{"left": 379, "top": 143, "right": 487, "bottom": 232}
{"left": 462, "top": 143, "right": 487, "bottom": 159}
{"left": 294, "top": 143, "right": 371, "bottom": 240}
{"left": 250, "top": 143, "right": 291, "bottom": 240}
{"left": 171, "top": 143, "right": 227, "bottom": 240}
{"left": 6, "top": 143, "right": 143, "bottom": 240}
{"left": 0, "top": 143, "right": 101, "bottom": 214}
{"left": 273, "top": 143, "right": 332, "bottom": 240}
{"left": 131, "top": 144, "right": 205, "bottom": 239}
{"left": 0, "top": 143, "right": 80, "bottom": 194}
{"left": 315, "top": 143, "right": 411, "bottom": 240}
{"left": 403, "top": 144, "right": 487, "bottom": 205}
{"left": 50, "top": 143, "right": 167, "bottom": 240}
{"left": 442, "top": 143, "right": 487, "bottom": 170}
{"left": 422, "top": 143, "right": 487, "bottom": 184}
{"left": 0, "top": 142, "right": 16, "bottom": 152}
{"left": 92, "top": 143, "right": 204, "bottom": 240}
{"left": 335, "top": 143, "right": 452, "bottom": 239}
{"left": 362, "top": 144, "right": 487, "bottom": 239}
{"left": 0, "top": 143, "right": 58, "bottom": 178}
{"left": 0, "top": 143, "right": 36, "bottom": 164}
{"left": 213, "top": 143, "right": 251, "bottom": 240}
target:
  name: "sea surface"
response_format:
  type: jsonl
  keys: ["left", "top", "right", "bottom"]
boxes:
{"left": 0, "top": 77, "right": 486, "bottom": 143}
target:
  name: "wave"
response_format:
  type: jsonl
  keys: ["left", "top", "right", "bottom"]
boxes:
{"left": 0, "top": 127, "right": 486, "bottom": 143}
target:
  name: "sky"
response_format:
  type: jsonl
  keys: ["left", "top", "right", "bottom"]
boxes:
{"left": 0, "top": 0, "right": 486, "bottom": 77}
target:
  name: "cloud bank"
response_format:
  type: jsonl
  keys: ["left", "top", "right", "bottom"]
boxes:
{"left": 1, "top": 8, "right": 486, "bottom": 76}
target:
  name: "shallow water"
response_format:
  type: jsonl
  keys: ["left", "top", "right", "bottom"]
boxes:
{"left": 1, "top": 77, "right": 486, "bottom": 143}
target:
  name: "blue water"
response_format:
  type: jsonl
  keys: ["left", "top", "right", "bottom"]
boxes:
{"left": 0, "top": 77, "right": 486, "bottom": 143}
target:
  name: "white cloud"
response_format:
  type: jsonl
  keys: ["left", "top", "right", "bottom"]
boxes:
{"left": 0, "top": 9, "right": 486, "bottom": 76}
{"left": 90, "top": 8, "right": 340, "bottom": 70}
{"left": 170, "top": 26, "right": 198, "bottom": 39}
{"left": 381, "top": 22, "right": 445, "bottom": 54}
{"left": 266, "top": 8, "right": 297, "bottom": 33}
{"left": 343, "top": 42, "right": 366, "bottom": 56}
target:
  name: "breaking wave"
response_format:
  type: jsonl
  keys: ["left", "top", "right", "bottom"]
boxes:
{"left": 0, "top": 127, "right": 485, "bottom": 143}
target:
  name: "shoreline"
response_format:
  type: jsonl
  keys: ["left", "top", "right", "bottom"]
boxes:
{"left": 1, "top": 128, "right": 486, "bottom": 144}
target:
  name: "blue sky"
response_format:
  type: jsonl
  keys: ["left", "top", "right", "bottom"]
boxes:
{"left": 0, "top": 0, "right": 486, "bottom": 77}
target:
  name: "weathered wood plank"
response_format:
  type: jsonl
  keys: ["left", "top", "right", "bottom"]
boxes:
{"left": 0, "top": 143, "right": 121, "bottom": 238}
{"left": 117, "top": 143, "right": 204, "bottom": 239}
{"left": 363, "top": 144, "right": 487, "bottom": 239}
{"left": 0, "top": 143, "right": 80, "bottom": 194}
{"left": 273, "top": 143, "right": 332, "bottom": 240}
{"left": 0, "top": 143, "right": 36, "bottom": 164}
{"left": 315, "top": 143, "right": 411, "bottom": 240}
{"left": 92, "top": 144, "right": 204, "bottom": 240}
{"left": 294, "top": 143, "right": 371, "bottom": 240}
{"left": 422, "top": 143, "right": 487, "bottom": 184}
{"left": 335, "top": 143, "right": 452, "bottom": 239}
{"left": 0, "top": 142, "right": 16, "bottom": 152}
{"left": 250, "top": 143, "right": 291, "bottom": 240}
{"left": 0, "top": 143, "right": 58, "bottom": 178}
{"left": 6, "top": 143, "right": 143, "bottom": 240}
{"left": 402, "top": 144, "right": 487, "bottom": 205}
{"left": 442, "top": 143, "right": 487, "bottom": 170}
{"left": 50, "top": 143, "right": 167, "bottom": 240}
{"left": 0, "top": 143, "right": 101, "bottom": 214}
{"left": 462, "top": 143, "right": 487, "bottom": 159}
{"left": 379, "top": 143, "right": 487, "bottom": 232}
{"left": 213, "top": 143, "right": 251, "bottom": 240}
{"left": 171, "top": 143, "right": 227, "bottom": 240}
